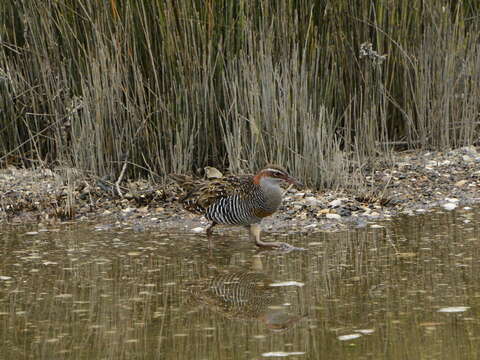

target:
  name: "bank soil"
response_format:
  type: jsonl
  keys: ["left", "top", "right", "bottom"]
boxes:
{"left": 1, "top": 147, "right": 479, "bottom": 235}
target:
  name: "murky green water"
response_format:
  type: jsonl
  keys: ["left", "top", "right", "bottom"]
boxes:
{"left": 1, "top": 206, "right": 480, "bottom": 359}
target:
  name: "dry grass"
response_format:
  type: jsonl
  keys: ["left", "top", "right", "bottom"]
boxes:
{"left": 1, "top": 1, "right": 479, "bottom": 189}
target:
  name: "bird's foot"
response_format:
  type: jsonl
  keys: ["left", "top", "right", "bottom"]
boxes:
{"left": 256, "top": 241, "right": 305, "bottom": 252}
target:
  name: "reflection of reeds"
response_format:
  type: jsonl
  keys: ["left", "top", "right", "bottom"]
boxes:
{"left": 1, "top": 1, "right": 479, "bottom": 189}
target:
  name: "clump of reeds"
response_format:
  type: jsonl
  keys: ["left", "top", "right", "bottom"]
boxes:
{"left": 0, "top": 1, "right": 479, "bottom": 189}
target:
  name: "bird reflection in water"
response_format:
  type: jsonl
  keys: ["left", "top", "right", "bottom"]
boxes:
{"left": 187, "top": 255, "right": 306, "bottom": 331}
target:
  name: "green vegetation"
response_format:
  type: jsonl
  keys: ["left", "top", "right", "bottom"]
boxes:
{"left": 1, "top": 1, "right": 479, "bottom": 188}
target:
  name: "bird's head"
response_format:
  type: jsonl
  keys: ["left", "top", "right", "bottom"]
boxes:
{"left": 254, "top": 165, "right": 303, "bottom": 188}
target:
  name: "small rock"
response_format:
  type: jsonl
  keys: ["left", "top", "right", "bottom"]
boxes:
{"left": 328, "top": 199, "right": 343, "bottom": 207}
{"left": 305, "top": 196, "right": 321, "bottom": 206}
{"left": 191, "top": 227, "right": 204, "bottom": 233}
{"left": 326, "top": 213, "right": 341, "bottom": 220}
{"left": 337, "top": 207, "right": 351, "bottom": 217}
{"left": 442, "top": 202, "right": 457, "bottom": 211}
{"left": 132, "top": 224, "right": 145, "bottom": 232}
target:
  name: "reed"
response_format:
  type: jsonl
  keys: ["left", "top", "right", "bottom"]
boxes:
{"left": 1, "top": 1, "right": 479, "bottom": 189}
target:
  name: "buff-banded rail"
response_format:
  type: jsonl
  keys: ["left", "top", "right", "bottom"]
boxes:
{"left": 173, "top": 165, "right": 304, "bottom": 250}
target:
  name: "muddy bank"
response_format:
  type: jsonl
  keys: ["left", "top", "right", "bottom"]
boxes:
{"left": 1, "top": 147, "right": 479, "bottom": 233}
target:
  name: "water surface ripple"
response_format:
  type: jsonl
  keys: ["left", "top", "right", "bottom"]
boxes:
{"left": 1, "top": 206, "right": 480, "bottom": 359}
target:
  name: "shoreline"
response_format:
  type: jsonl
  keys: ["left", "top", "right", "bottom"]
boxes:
{"left": 1, "top": 147, "right": 479, "bottom": 233}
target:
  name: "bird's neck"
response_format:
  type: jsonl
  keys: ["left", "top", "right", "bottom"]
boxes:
{"left": 258, "top": 177, "right": 283, "bottom": 212}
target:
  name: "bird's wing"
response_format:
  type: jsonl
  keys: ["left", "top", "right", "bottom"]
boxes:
{"left": 181, "top": 175, "right": 254, "bottom": 214}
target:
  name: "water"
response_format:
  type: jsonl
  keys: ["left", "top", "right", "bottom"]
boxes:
{"left": 1, "top": 207, "right": 480, "bottom": 359}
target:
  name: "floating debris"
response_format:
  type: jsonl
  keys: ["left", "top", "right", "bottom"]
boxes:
{"left": 396, "top": 252, "right": 417, "bottom": 258}
{"left": 437, "top": 306, "right": 469, "bottom": 313}
{"left": 338, "top": 334, "right": 362, "bottom": 341}
{"left": 262, "top": 352, "right": 305, "bottom": 357}
{"left": 127, "top": 252, "right": 142, "bottom": 256}
{"left": 55, "top": 294, "right": 73, "bottom": 299}
{"left": 419, "top": 322, "right": 443, "bottom": 327}
{"left": 269, "top": 281, "right": 304, "bottom": 288}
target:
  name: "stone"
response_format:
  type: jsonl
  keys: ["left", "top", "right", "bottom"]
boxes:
{"left": 328, "top": 199, "right": 343, "bottom": 207}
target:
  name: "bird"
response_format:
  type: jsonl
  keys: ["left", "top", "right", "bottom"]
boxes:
{"left": 172, "top": 165, "right": 303, "bottom": 250}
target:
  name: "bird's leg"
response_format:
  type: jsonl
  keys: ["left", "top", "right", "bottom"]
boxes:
{"left": 249, "top": 223, "right": 305, "bottom": 252}
{"left": 206, "top": 222, "right": 216, "bottom": 248}
{"left": 206, "top": 222, "right": 216, "bottom": 236}
{"left": 249, "top": 223, "right": 267, "bottom": 247}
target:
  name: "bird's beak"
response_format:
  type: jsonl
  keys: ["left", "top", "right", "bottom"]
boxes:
{"left": 286, "top": 175, "right": 303, "bottom": 188}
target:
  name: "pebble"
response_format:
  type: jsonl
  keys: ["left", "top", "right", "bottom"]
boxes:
{"left": 442, "top": 202, "right": 457, "bottom": 211}
{"left": 326, "top": 213, "right": 341, "bottom": 220}
{"left": 337, "top": 207, "right": 351, "bottom": 217}
{"left": 328, "top": 199, "right": 343, "bottom": 207}
{"left": 305, "top": 196, "right": 322, "bottom": 206}
{"left": 191, "top": 227, "right": 204, "bottom": 233}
